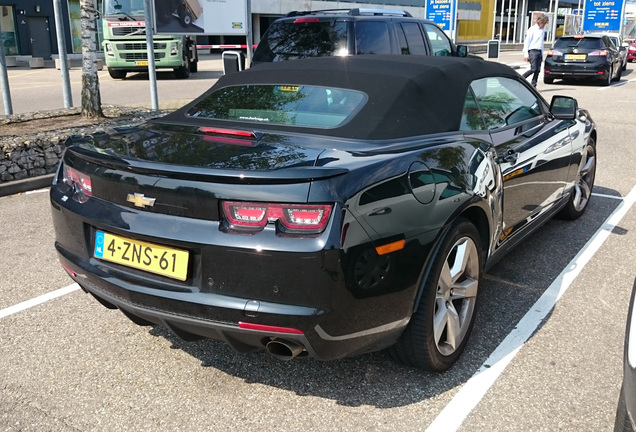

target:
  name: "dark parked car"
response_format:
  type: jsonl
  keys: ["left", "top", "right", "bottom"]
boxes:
{"left": 252, "top": 8, "right": 468, "bottom": 65}
{"left": 615, "top": 278, "right": 636, "bottom": 431}
{"left": 544, "top": 34, "right": 623, "bottom": 86}
{"left": 51, "top": 55, "right": 597, "bottom": 371}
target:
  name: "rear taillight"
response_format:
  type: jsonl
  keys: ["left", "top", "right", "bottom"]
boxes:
{"left": 222, "top": 201, "right": 332, "bottom": 234}
{"left": 546, "top": 49, "right": 562, "bottom": 57}
{"left": 589, "top": 50, "right": 608, "bottom": 57}
{"left": 63, "top": 165, "right": 92, "bottom": 199}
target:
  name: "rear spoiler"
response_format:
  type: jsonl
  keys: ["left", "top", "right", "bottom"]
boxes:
{"left": 66, "top": 145, "right": 349, "bottom": 184}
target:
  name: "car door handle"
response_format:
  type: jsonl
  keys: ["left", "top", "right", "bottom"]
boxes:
{"left": 368, "top": 207, "right": 392, "bottom": 216}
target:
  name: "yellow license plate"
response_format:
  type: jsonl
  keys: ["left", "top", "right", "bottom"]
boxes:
{"left": 565, "top": 54, "right": 586, "bottom": 60}
{"left": 135, "top": 61, "right": 148, "bottom": 66}
{"left": 94, "top": 231, "right": 189, "bottom": 281}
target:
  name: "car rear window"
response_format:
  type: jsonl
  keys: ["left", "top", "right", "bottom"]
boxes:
{"left": 554, "top": 37, "right": 603, "bottom": 50}
{"left": 186, "top": 85, "right": 367, "bottom": 129}
{"left": 252, "top": 19, "right": 348, "bottom": 62}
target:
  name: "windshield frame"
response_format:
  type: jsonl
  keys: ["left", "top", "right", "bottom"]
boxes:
{"left": 102, "top": 0, "right": 146, "bottom": 18}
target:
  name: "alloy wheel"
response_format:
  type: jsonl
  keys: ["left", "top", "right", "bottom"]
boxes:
{"left": 433, "top": 235, "right": 480, "bottom": 356}
{"left": 572, "top": 145, "right": 596, "bottom": 212}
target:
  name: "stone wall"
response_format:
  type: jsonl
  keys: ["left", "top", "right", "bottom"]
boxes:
{"left": 0, "top": 107, "right": 165, "bottom": 185}
{"left": 1, "top": 135, "right": 66, "bottom": 182}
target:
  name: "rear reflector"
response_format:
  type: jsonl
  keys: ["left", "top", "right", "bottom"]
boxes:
{"left": 60, "top": 262, "right": 77, "bottom": 278}
{"left": 239, "top": 322, "right": 304, "bottom": 334}
{"left": 375, "top": 239, "right": 406, "bottom": 255}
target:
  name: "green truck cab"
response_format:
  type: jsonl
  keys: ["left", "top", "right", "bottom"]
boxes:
{"left": 101, "top": 0, "right": 198, "bottom": 79}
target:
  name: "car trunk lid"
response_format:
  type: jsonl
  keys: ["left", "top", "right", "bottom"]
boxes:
{"left": 61, "top": 123, "right": 348, "bottom": 221}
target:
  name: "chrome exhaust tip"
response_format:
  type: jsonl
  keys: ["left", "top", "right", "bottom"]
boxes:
{"left": 265, "top": 339, "right": 305, "bottom": 361}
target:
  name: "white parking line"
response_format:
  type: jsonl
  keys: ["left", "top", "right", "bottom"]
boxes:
{"left": 0, "top": 283, "right": 80, "bottom": 319}
{"left": 600, "top": 81, "right": 629, "bottom": 90}
{"left": 593, "top": 192, "right": 625, "bottom": 200}
{"left": 25, "top": 188, "right": 50, "bottom": 195}
{"left": 427, "top": 186, "right": 636, "bottom": 431}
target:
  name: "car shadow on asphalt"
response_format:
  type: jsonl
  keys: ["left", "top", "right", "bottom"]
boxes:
{"left": 146, "top": 186, "right": 621, "bottom": 408}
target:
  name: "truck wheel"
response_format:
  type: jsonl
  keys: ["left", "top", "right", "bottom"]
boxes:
{"left": 174, "top": 55, "right": 191, "bottom": 79}
{"left": 108, "top": 69, "right": 127, "bottom": 79}
{"left": 181, "top": 11, "right": 192, "bottom": 26}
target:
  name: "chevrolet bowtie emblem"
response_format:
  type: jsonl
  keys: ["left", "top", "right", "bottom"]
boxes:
{"left": 126, "top": 193, "right": 156, "bottom": 208}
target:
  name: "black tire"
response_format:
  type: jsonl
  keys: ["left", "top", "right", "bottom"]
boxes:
{"left": 544, "top": 76, "right": 554, "bottom": 84}
{"left": 181, "top": 11, "right": 192, "bottom": 26}
{"left": 388, "top": 218, "right": 482, "bottom": 371}
{"left": 615, "top": 64, "right": 623, "bottom": 81}
{"left": 603, "top": 66, "right": 613, "bottom": 86}
{"left": 174, "top": 55, "right": 191, "bottom": 79}
{"left": 623, "top": 60, "right": 627, "bottom": 71}
{"left": 557, "top": 136, "right": 596, "bottom": 220}
{"left": 614, "top": 385, "right": 634, "bottom": 432}
{"left": 108, "top": 69, "right": 127, "bottom": 79}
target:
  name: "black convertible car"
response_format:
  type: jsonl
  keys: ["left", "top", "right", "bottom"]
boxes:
{"left": 50, "top": 55, "right": 596, "bottom": 371}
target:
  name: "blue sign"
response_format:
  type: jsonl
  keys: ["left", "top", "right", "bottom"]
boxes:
{"left": 583, "top": 0, "right": 624, "bottom": 31}
{"left": 427, "top": 0, "right": 453, "bottom": 30}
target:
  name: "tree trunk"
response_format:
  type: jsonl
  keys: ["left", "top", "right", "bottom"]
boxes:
{"left": 80, "top": 0, "right": 103, "bottom": 118}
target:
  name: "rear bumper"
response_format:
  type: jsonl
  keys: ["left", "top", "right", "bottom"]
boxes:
{"left": 57, "top": 248, "right": 409, "bottom": 360}
{"left": 543, "top": 60, "right": 610, "bottom": 80}
{"left": 105, "top": 58, "right": 185, "bottom": 70}
{"left": 50, "top": 182, "right": 423, "bottom": 361}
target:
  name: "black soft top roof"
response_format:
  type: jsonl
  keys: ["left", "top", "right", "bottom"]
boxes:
{"left": 169, "top": 55, "right": 521, "bottom": 140}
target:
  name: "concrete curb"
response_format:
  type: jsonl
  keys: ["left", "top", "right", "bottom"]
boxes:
{"left": 0, "top": 174, "right": 55, "bottom": 198}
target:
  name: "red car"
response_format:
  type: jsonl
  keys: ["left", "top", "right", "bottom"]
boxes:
{"left": 629, "top": 40, "right": 636, "bottom": 62}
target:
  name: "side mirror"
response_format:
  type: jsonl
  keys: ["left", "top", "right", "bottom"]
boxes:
{"left": 456, "top": 45, "right": 469, "bottom": 58}
{"left": 550, "top": 95, "right": 578, "bottom": 120}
